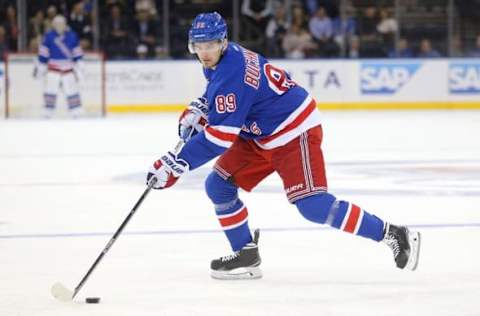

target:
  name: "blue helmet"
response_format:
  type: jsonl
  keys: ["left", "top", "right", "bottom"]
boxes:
{"left": 188, "top": 12, "right": 227, "bottom": 52}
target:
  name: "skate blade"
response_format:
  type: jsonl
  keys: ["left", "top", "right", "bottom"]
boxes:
{"left": 406, "top": 231, "right": 421, "bottom": 271}
{"left": 211, "top": 266, "right": 263, "bottom": 280}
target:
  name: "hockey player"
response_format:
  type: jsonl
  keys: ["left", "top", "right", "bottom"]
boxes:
{"left": 34, "top": 15, "right": 83, "bottom": 118}
{"left": 147, "top": 12, "right": 421, "bottom": 280}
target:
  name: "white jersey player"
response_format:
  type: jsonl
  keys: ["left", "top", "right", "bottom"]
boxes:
{"left": 35, "top": 15, "right": 84, "bottom": 118}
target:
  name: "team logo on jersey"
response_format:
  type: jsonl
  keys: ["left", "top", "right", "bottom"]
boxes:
{"left": 449, "top": 62, "right": 480, "bottom": 94}
{"left": 360, "top": 62, "right": 421, "bottom": 94}
{"left": 241, "top": 122, "right": 262, "bottom": 135}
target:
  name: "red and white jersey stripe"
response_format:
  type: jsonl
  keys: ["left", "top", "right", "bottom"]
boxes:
{"left": 254, "top": 95, "right": 321, "bottom": 150}
{"left": 204, "top": 125, "right": 240, "bottom": 148}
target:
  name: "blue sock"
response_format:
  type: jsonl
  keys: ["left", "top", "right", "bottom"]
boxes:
{"left": 295, "top": 193, "right": 385, "bottom": 241}
{"left": 205, "top": 171, "right": 252, "bottom": 251}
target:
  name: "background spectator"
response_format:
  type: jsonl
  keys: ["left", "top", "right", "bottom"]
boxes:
{"left": 346, "top": 35, "right": 360, "bottom": 58}
{"left": 265, "top": 5, "right": 290, "bottom": 57}
{"left": 291, "top": 5, "right": 308, "bottom": 29}
{"left": 417, "top": 38, "right": 441, "bottom": 58}
{"left": 332, "top": 5, "right": 357, "bottom": 53}
{"left": 69, "top": 1, "right": 93, "bottom": 51}
{"left": 0, "top": 25, "right": 8, "bottom": 60}
{"left": 3, "top": 4, "right": 18, "bottom": 51}
{"left": 308, "top": 6, "right": 338, "bottom": 57}
{"left": 132, "top": 7, "right": 157, "bottom": 58}
{"left": 376, "top": 7, "right": 397, "bottom": 50}
{"left": 102, "top": 4, "right": 132, "bottom": 59}
{"left": 282, "top": 22, "right": 317, "bottom": 59}
{"left": 450, "top": 35, "right": 464, "bottom": 57}
{"left": 388, "top": 38, "right": 414, "bottom": 58}
{"left": 357, "top": 6, "right": 384, "bottom": 57}
{"left": 468, "top": 34, "right": 480, "bottom": 57}
{"left": 44, "top": 5, "right": 58, "bottom": 32}
{"left": 241, "top": 0, "right": 274, "bottom": 54}
{"left": 1, "top": 2, "right": 478, "bottom": 60}
{"left": 29, "top": 10, "right": 46, "bottom": 52}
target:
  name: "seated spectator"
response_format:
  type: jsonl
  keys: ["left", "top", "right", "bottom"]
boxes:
{"left": 346, "top": 35, "right": 360, "bottom": 58}
{"left": 388, "top": 38, "right": 414, "bottom": 58}
{"left": 282, "top": 23, "right": 317, "bottom": 59}
{"left": 376, "top": 8, "right": 397, "bottom": 49}
{"left": 133, "top": 8, "right": 157, "bottom": 58}
{"left": 358, "top": 6, "right": 379, "bottom": 42}
{"left": 0, "top": 26, "right": 8, "bottom": 60}
{"left": 69, "top": 1, "right": 93, "bottom": 51}
{"left": 309, "top": 6, "right": 332, "bottom": 42}
{"left": 291, "top": 5, "right": 308, "bottom": 29}
{"left": 332, "top": 6, "right": 357, "bottom": 51}
{"left": 242, "top": 0, "right": 274, "bottom": 28}
{"left": 3, "top": 5, "right": 18, "bottom": 51}
{"left": 308, "top": 6, "right": 339, "bottom": 57}
{"left": 103, "top": 4, "right": 132, "bottom": 59}
{"left": 29, "top": 10, "right": 46, "bottom": 42}
{"left": 468, "top": 34, "right": 480, "bottom": 57}
{"left": 417, "top": 38, "right": 441, "bottom": 58}
{"left": 358, "top": 6, "right": 384, "bottom": 57}
{"left": 265, "top": 5, "right": 290, "bottom": 57}
{"left": 451, "top": 35, "right": 464, "bottom": 57}
{"left": 135, "top": 0, "right": 157, "bottom": 16}
{"left": 44, "top": 5, "right": 58, "bottom": 31}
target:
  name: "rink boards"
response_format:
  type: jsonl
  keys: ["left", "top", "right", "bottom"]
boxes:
{"left": 1, "top": 58, "right": 479, "bottom": 114}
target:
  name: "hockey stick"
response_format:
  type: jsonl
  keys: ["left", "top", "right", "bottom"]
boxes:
{"left": 51, "top": 177, "right": 157, "bottom": 302}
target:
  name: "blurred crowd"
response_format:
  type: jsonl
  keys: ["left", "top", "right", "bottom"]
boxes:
{"left": 1, "top": 0, "right": 480, "bottom": 61}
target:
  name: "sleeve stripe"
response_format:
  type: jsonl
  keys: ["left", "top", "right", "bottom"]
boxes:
{"left": 204, "top": 125, "right": 239, "bottom": 148}
{"left": 39, "top": 46, "right": 50, "bottom": 57}
{"left": 72, "top": 46, "right": 83, "bottom": 57}
{"left": 205, "top": 125, "right": 238, "bottom": 142}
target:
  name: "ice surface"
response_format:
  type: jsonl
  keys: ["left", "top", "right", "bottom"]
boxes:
{"left": 1, "top": 111, "right": 480, "bottom": 315}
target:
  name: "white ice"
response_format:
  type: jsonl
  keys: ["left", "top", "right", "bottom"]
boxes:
{"left": 1, "top": 111, "right": 480, "bottom": 316}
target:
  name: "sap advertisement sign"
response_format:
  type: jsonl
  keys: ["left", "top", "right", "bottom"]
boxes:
{"left": 360, "top": 62, "right": 422, "bottom": 94}
{"left": 449, "top": 62, "right": 480, "bottom": 94}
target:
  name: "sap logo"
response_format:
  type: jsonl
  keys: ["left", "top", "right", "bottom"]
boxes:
{"left": 449, "top": 63, "right": 480, "bottom": 93}
{"left": 360, "top": 63, "right": 421, "bottom": 94}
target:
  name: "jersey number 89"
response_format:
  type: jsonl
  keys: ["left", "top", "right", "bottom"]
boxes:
{"left": 215, "top": 93, "right": 237, "bottom": 113}
{"left": 264, "top": 63, "right": 296, "bottom": 95}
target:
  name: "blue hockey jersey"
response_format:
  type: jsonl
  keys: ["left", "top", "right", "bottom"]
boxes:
{"left": 38, "top": 29, "right": 83, "bottom": 71}
{"left": 178, "top": 42, "right": 321, "bottom": 170}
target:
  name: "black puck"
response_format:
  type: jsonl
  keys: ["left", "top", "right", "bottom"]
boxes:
{"left": 85, "top": 297, "right": 101, "bottom": 304}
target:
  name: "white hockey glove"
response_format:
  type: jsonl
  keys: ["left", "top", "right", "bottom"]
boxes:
{"left": 33, "top": 63, "right": 47, "bottom": 80}
{"left": 146, "top": 151, "right": 189, "bottom": 189}
{"left": 73, "top": 60, "right": 85, "bottom": 82}
{"left": 178, "top": 97, "right": 209, "bottom": 142}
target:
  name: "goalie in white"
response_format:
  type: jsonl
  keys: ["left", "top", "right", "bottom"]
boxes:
{"left": 34, "top": 15, "right": 84, "bottom": 118}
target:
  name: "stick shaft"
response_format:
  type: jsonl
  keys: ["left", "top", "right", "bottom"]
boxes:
{"left": 72, "top": 178, "right": 157, "bottom": 298}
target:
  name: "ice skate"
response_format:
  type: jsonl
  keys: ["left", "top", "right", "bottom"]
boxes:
{"left": 69, "top": 106, "right": 84, "bottom": 119}
{"left": 383, "top": 223, "right": 421, "bottom": 270}
{"left": 44, "top": 107, "right": 55, "bottom": 119}
{"left": 211, "top": 229, "right": 262, "bottom": 280}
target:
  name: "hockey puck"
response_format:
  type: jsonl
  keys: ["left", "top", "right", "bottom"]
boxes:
{"left": 85, "top": 297, "right": 101, "bottom": 304}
